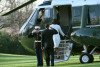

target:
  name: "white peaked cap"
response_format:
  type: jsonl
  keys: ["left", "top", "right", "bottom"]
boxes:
{"left": 35, "top": 26, "right": 41, "bottom": 29}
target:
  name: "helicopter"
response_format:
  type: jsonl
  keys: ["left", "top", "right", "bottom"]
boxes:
{"left": 2, "top": 0, "right": 100, "bottom": 64}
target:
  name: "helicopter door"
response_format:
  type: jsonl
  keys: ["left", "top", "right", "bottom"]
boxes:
{"left": 58, "top": 5, "right": 72, "bottom": 38}
{"left": 53, "top": 5, "right": 73, "bottom": 62}
{"left": 19, "top": 8, "right": 39, "bottom": 35}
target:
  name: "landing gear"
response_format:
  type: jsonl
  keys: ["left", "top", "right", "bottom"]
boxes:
{"left": 80, "top": 45, "right": 97, "bottom": 64}
{"left": 80, "top": 53, "right": 94, "bottom": 63}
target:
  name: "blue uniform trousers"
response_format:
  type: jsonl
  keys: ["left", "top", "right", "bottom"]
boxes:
{"left": 35, "top": 49, "right": 43, "bottom": 66}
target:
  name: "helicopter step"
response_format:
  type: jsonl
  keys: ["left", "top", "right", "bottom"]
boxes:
{"left": 54, "top": 39, "right": 73, "bottom": 63}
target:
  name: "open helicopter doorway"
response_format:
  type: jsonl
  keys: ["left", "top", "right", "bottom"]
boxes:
{"left": 53, "top": 5, "right": 73, "bottom": 62}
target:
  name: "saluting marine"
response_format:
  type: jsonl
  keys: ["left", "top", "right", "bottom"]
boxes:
{"left": 28, "top": 26, "right": 43, "bottom": 66}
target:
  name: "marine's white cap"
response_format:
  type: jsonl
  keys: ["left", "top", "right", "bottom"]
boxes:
{"left": 35, "top": 26, "right": 41, "bottom": 30}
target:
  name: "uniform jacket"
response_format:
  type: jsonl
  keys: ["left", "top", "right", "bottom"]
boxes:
{"left": 28, "top": 31, "right": 42, "bottom": 49}
{"left": 42, "top": 28, "right": 58, "bottom": 48}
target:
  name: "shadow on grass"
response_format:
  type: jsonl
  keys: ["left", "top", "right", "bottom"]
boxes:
{"left": 54, "top": 61, "right": 100, "bottom": 66}
{"left": 94, "top": 61, "right": 100, "bottom": 63}
{"left": 55, "top": 62, "right": 81, "bottom": 66}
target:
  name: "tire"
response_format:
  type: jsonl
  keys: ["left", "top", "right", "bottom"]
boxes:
{"left": 89, "top": 54, "right": 94, "bottom": 63}
{"left": 80, "top": 53, "right": 94, "bottom": 64}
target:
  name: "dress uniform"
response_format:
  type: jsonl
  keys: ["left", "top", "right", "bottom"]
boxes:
{"left": 28, "top": 26, "right": 43, "bottom": 66}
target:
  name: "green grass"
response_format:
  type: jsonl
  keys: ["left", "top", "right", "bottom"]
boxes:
{"left": 0, "top": 53, "right": 100, "bottom": 67}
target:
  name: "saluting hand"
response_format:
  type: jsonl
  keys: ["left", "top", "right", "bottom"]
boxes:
{"left": 49, "top": 26, "right": 53, "bottom": 29}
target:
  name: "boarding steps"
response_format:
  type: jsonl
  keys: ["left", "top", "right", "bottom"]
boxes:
{"left": 54, "top": 39, "right": 73, "bottom": 63}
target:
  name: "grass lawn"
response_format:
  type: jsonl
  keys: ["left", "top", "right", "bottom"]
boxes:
{"left": 0, "top": 53, "right": 100, "bottom": 67}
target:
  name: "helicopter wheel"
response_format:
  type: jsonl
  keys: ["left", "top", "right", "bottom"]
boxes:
{"left": 80, "top": 53, "right": 94, "bottom": 64}
{"left": 89, "top": 54, "right": 94, "bottom": 63}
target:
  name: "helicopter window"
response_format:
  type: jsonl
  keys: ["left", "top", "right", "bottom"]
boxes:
{"left": 89, "top": 5, "right": 100, "bottom": 25}
{"left": 44, "top": 8, "right": 51, "bottom": 18}
{"left": 89, "top": 11, "right": 96, "bottom": 24}
{"left": 72, "top": 7, "right": 82, "bottom": 27}
{"left": 29, "top": 9, "right": 39, "bottom": 25}
{"left": 89, "top": 7, "right": 97, "bottom": 25}
{"left": 36, "top": 8, "right": 53, "bottom": 29}
{"left": 86, "top": 5, "right": 100, "bottom": 28}
{"left": 73, "top": 7, "right": 81, "bottom": 17}
{"left": 89, "top": 10, "right": 96, "bottom": 19}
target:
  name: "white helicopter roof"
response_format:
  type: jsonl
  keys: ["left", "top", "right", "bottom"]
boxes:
{"left": 37, "top": 0, "right": 100, "bottom": 9}
{"left": 52, "top": 0, "right": 100, "bottom": 7}
{"left": 43, "top": 0, "right": 52, "bottom": 2}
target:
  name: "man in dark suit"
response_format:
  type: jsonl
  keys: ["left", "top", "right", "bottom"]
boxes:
{"left": 42, "top": 24, "right": 58, "bottom": 66}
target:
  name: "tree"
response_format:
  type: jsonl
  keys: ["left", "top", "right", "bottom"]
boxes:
{"left": 0, "top": 0, "right": 36, "bottom": 55}
{"left": 0, "top": 0, "right": 36, "bottom": 35}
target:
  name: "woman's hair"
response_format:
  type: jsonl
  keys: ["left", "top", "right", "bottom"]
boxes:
{"left": 52, "top": 19, "right": 58, "bottom": 24}
{"left": 45, "top": 23, "right": 49, "bottom": 28}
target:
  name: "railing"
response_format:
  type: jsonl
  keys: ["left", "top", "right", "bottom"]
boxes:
{"left": 54, "top": 39, "right": 71, "bottom": 60}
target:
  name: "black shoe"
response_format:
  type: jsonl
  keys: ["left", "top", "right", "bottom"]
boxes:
{"left": 51, "top": 65, "right": 54, "bottom": 66}
{"left": 47, "top": 64, "right": 50, "bottom": 66}
{"left": 57, "top": 56, "right": 60, "bottom": 59}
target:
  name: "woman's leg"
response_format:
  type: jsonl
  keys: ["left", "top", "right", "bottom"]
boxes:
{"left": 57, "top": 48, "right": 60, "bottom": 59}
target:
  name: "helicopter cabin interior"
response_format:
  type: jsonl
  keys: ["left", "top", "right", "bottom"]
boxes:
{"left": 53, "top": 5, "right": 72, "bottom": 39}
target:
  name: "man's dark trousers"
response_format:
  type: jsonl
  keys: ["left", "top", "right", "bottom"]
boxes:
{"left": 35, "top": 49, "right": 43, "bottom": 66}
{"left": 45, "top": 47, "right": 54, "bottom": 66}
{"left": 42, "top": 28, "right": 58, "bottom": 66}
